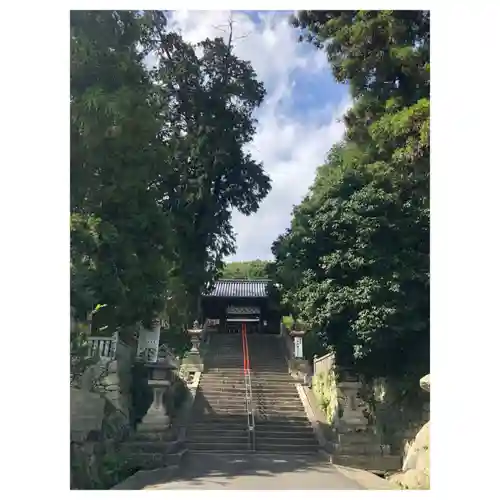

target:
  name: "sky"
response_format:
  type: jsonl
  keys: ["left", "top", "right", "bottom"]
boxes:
{"left": 166, "top": 10, "right": 351, "bottom": 262}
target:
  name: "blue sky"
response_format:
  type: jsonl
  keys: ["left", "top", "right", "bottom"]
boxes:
{"left": 167, "top": 10, "right": 351, "bottom": 261}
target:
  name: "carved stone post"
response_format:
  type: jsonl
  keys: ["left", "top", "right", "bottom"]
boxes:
{"left": 188, "top": 320, "right": 202, "bottom": 353}
{"left": 181, "top": 321, "right": 204, "bottom": 373}
{"left": 137, "top": 360, "right": 175, "bottom": 432}
{"left": 290, "top": 329, "right": 305, "bottom": 359}
{"left": 136, "top": 319, "right": 161, "bottom": 363}
{"left": 288, "top": 329, "right": 310, "bottom": 384}
{"left": 336, "top": 373, "right": 369, "bottom": 433}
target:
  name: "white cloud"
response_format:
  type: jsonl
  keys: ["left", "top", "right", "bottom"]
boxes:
{"left": 167, "top": 10, "right": 351, "bottom": 262}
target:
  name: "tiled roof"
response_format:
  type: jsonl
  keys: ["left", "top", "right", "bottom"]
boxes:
{"left": 204, "top": 279, "right": 270, "bottom": 298}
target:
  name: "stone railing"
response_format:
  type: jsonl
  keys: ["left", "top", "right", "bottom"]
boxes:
{"left": 88, "top": 332, "right": 120, "bottom": 360}
{"left": 313, "top": 351, "right": 336, "bottom": 377}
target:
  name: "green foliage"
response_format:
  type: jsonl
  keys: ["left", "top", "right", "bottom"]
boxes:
{"left": 100, "top": 451, "right": 138, "bottom": 490}
{"left": 221, "top": 260, "right": 270, "bottom": 279}
{"left": 71, "top": 11, "right": 270, "bottom": 335}
{"left": 282, "top": 315, "right": 294, "bottom": 329}
{"left": 272, "top": 11, "right": 430, "bottom": 379}
{"left": 159, "top": 325, "right": 191, "bottom": 358}
{"left": 312, "top": 371, "right": 340, "bottom": 424}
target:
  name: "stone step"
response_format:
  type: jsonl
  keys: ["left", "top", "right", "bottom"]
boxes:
{"left": 256, "top": 426, "right": 313, "bottom": 435}
{"left": 194, "top": 398, "right": 302, "bottom": 407}
{"left": 190, "top": 417, "right": 311, "bottom": 427}
{"left": 255, "top": 418, "right": 311, "bottom": 426}
{"left": 199, "top": 390, "right": 300, "bottom": 397}
{"left": 128, "top": 431, "right": 176, "bottom": 442}
{"left": 194, "top": 408, "right": 306, "bottom": 417}
{"left": 255, "top": 443, "right": 319, "bottom": 453}
{"left": 200, "top": 386, "right": 299, "bottom": 392}
{"left": 190, "top": 418, "right": 249, "bottom": 425}
{"left": 188, "top": 449, "right": 319, "bottom": 456}
{"left": 203, "top": 375, "right": 292, "bottom": 381}
{"left": 122, "top": 449, "right": 187, "bottom": 470}
{"left": 256, "top": 429, "right": 316, "bottom": 439}
{"left": 193, "top": 411, "right": 249, "bottom": 417}
{"left": 189, "top": 422, "right": 249, "bottom": 430}
{"left": 338, "top": 433, "right": 380, "bottom": 445}
{"left": 330, "top": 454, "right": 401, "bottom": 472}
{"left": 255, "top": 419, "right": 313, "bottom": 428}
{"left": 248, "top": 400, "right": 306, "bottom": 406}
{"left": 193, "top": 405, "right": 304, "bottom": 414}
{"left": 200, "top": 386, "right": 297, "bottom": 392}
{"left": 251, "top": 378, "right": 292, "bottom": 382}
{"left": 188, "top": 428, "right": 250, "bottom": 438}
{"left": 251, "top": 367, "right": 288, "bottom": 370}
{"left": 121, "top": 440, "right": 183, "bottom": 454}
{"left": 197, "top": 393, "right": 301, "bottom": 401}
{"left": 254, "top": 407, "right": 307, "bottom": 414}
{"left": 187, "top": 435, "right": 252, "bottom": 445}
{"left": 187, "top": 435, "right": 250, "bottom": 444}
{"left": 188, "top": 434, "right": 317, "bottom": 448}
{"left": 255, "top": 435, "right": 318, "bottom": 445}
{"left": 335, "top": 443, "right": 385, "bottom": 455}
{"left": 201, "top": 380, "right": 296, "bottom": 386}
{"left": 203, "top": 370, "right": 291, "bottom": 376}
{"left": 188, "top": 443, "right": 255, "bottom": 453}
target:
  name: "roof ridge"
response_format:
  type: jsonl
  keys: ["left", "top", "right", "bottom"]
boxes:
{"left": 217, "top": 278, "right": 270, "bottom": 281}
{"left": 203, "top": 279, "right": 270, "bottom": 298}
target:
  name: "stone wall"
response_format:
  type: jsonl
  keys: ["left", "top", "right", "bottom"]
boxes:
{"left": 79, "top": 340, "right": 135, "bottom": 422}
{"left": 366, "top": 376, "right": 430, "bottom": 457}
{"left": 70, "top": 388, "right": 134, "bottom": 489}
{"left": 312, "top": 359, "right": 429, "bottom": 459}
{"left": 71, "top": 341, "right": 137, "bottom": 489}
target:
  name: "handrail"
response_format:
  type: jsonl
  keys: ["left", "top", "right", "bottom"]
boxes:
{"left": 241, "top": 323, "right": 256, "bottom": 451}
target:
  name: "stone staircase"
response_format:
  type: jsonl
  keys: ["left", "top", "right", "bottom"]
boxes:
{"left": 187, "top": 333, "right": 319, "bottom": 455}
{"left": 120, "top": 427, "right": 186, "bottom": 471}
{"left": 247, "top": 334, "right": 319, "bottom": 454}
{"left": 188, "top": 334, "right": 252, "bottom": 453}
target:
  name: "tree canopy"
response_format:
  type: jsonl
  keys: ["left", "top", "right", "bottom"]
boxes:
{"left": 270, "top": 10, "right": 430, "bottom": 378}
{"left": 221, "top": 260, "right": 270, "bottom": 279}
{"left": 71, "top": 11, "right": 270, "bottom": 336}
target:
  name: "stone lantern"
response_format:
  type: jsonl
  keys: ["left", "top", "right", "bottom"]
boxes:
{"left": 289, "top": 328, "right": 305, "bottom": 359}
{"left": 137, "top": 358, "right": 176, "bottom": 432}
{"left": 187, "top": 320, "right": 203, "bottom": 353}
{"left": 181, "top": 320, "right": 205, "bottom": 373}
{"left": 288, "top": 326, "right": 310, "bottom": 384}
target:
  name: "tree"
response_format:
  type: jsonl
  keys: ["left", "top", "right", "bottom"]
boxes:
{"left": 270, "top": 11, "right": 430, "bottom": 379}
{"left": 71, "top": 11, "right": 270, "bottom": 337}
{"left": 221, "top": 260, "right": 271, "bottom": 279}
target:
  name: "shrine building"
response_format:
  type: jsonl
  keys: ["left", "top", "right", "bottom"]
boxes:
{"left": 201, "top": 279, "right": 276, "bottom": 334}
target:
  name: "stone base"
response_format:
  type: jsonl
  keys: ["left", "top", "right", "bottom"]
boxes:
{"left": 181, "top": 351, "right": 204, "bottom": 373}
{"left": 288, "top": 358, "right": 311, "bottom": 379}
{"left": 137, "top": 417, "right": 170, "bottom": 433}
{"left": 138, "top": 404, "right": 171, "bottom": 432}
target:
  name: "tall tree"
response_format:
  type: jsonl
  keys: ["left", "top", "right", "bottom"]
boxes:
{"left": 271, "top": 11, "right": 430, "bottom": 378}
{"left": 71, "top": 11, "right": 270, "bottom": 337}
